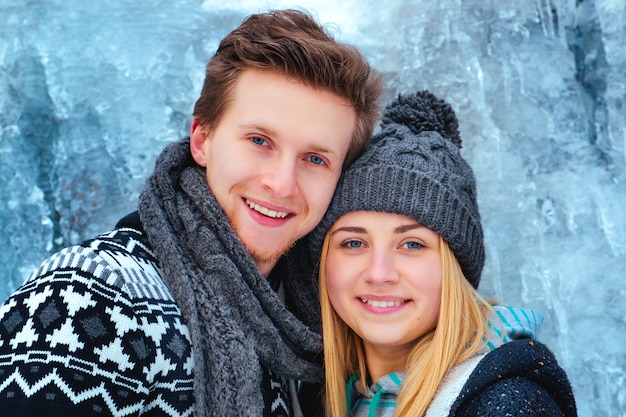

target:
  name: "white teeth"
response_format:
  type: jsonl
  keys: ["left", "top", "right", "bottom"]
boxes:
{"left": 362, "top": 299, "right": 404, "bottom": 308}
{"left": 246, "top": 200, "right": 288, "bottom": 219}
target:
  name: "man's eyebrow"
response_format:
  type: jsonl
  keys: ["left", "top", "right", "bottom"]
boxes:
{"left": 309, "top": 144, "right": 338, "bottom": 156}
{"left": 330, "top": 226, "right": 366, "bottom": 236}
{"left": 239, "top": 123, "right": 277, "bottom": 137}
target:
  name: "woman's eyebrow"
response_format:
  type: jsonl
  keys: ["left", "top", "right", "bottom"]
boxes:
{"left": 394, "top": 223, "right": 423, "bottom": 234}
{"left": 330, "top": 226, "right": 366, "bottom": 236}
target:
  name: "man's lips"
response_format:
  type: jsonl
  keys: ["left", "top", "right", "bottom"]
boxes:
{"left": 245, "top": 199, "right": 290, "bottom": 219}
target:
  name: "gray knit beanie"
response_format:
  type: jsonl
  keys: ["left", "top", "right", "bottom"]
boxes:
{"left": 310, "top": 90, "right": 485, "bottom": 288}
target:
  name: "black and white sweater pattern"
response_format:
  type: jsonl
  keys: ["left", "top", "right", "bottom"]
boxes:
{"left": 0, "top": 225, "right": 195, "bottom": 417}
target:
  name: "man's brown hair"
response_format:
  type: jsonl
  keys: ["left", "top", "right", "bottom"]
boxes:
{"left": 193, "top": 9, "right": 383, "bottom": 166}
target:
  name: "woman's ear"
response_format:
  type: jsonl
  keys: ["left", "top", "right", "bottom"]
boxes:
{"left": 189, "top": 118, "right": 207, "bottom": 167}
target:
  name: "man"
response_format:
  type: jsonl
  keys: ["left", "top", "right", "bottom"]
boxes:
{"left": 0, "top": 9, "right": 382, "bottom": 417}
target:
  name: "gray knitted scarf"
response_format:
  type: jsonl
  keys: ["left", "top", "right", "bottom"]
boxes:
{"left": 137, "top": 138, "right": 323, "bottom": 417}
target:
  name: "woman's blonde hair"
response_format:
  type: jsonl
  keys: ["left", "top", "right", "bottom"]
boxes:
{"left": 320, "top": 234, "right": 495, "bottom": 417}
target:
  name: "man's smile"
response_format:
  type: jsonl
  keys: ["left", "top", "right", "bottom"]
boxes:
{"left": 245, "top": 199, "right": 290, "bottom": 219}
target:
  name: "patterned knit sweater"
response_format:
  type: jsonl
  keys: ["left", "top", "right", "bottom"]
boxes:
{"left": 0, "top": 213, "right": 294, "bottom": 417}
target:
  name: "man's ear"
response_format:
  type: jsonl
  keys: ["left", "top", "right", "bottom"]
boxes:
{"left": 189, "top": 118, "right": 207, "bottom": 167}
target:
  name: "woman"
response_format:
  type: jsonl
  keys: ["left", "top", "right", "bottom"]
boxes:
{"left": 309, "top": 91, "right": 577, "bottom": 417}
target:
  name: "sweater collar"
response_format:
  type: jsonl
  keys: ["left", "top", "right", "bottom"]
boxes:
{"left": 348, "top": 372, "right": 404, "bottom": 417}
{"left": 485, "top": 305, "right": 544, "bottom": 351}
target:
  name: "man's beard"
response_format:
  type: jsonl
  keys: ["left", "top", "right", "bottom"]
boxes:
{"left": 227, "top": 211, "right": 297, "bottom": 269}
{"left": 244, "top": 239, "right": 296, "bottom": 266}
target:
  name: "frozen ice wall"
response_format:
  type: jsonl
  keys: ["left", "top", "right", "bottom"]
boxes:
{"left": 1, "top": 0, "right": 624, "bottom": 415}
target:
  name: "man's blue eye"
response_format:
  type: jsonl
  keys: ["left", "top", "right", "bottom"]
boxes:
{"left": 251, "top": 136, "right": 267, "bottom": 146}
{"left": 308, "top": 155, "right": 325, "bottom": 165}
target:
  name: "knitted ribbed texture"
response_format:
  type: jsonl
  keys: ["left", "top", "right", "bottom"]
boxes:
{"left": 310, "top": 91, "right": 485, "bottom": 288}
{"left": 138, "top": 138, "right": 323, "bottom": 417}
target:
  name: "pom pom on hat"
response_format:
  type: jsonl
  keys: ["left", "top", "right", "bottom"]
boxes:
{"left": 310, "top": 90, "right": 485, "bottom": 288}
{"left": 379, "top": 90, "right": 461, "bottom": 148}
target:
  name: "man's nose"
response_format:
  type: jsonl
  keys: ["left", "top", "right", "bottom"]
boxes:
{"left": 261, "top": 157, "right": 298, "bottom": 198}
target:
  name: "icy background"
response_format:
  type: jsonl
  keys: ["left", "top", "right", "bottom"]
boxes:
{"left": 0, "top": 0, "right": 624, "bottom": 415}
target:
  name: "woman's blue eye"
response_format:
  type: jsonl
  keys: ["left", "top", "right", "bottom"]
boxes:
{"left": 404, "top": 241, "right": 422, "bottom": 249}
{"left": 251, "top": 136, "right": 268, "bottom": 146}
{"left": 345, "top": 240, "right": 362, "bottom": 248}
{"left": 307, "top": 155, "right": 325, "bottom": 165}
